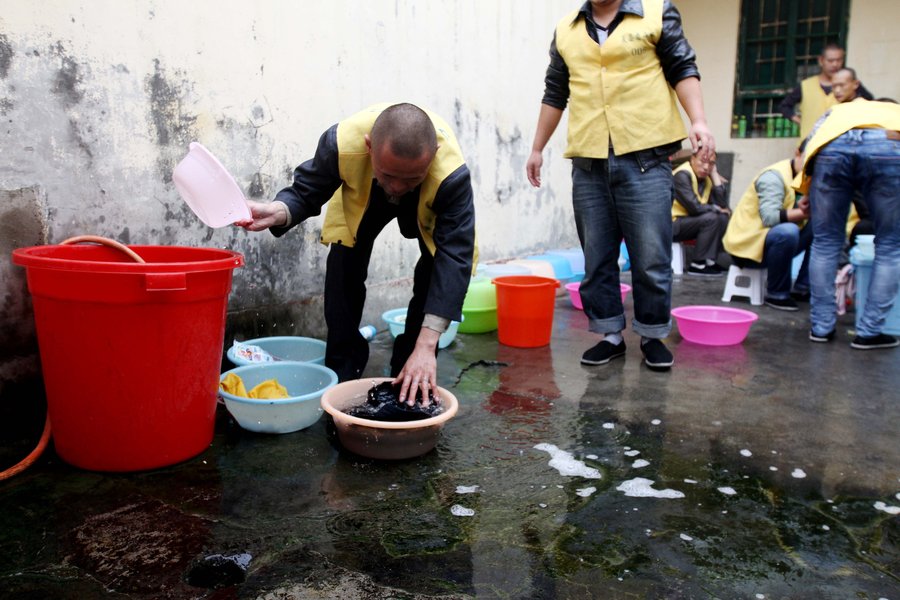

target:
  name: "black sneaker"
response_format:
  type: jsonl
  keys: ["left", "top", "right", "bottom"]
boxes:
{"left": 790, "top": 289, "right": 811, "bottom": 302}
{"left": 641, "top": 339, "right": 674, "bottom": 370}
{"left": 765, "top": 297, "right": 799, "bottom": 311}
{"left": 581, "top": 340, "right": 627, "bottom": 365}
{"left": 850, "top": 334, "right": 899, "bottom": 350}
{"left": 809, "top": 329, "right": 835, "bottom": 343}
{"left": 687, "top": 263, "right": 726, "bottom": 278}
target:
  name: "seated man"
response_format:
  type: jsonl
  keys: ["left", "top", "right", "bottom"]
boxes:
{"left": 671, "top": 152, "right": 730, "bottom": 276}
{"left": 723, "top": 145, "right": 812, "bottom": 311}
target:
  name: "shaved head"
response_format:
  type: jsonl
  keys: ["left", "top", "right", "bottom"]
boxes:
{"left": 370, "top": 103, "right": 438, "bottom": 160}
{"left": 832, "top": 68, "right": 860, "bottom": 103}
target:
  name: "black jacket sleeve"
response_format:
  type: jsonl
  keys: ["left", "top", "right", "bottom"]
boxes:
{"left": 541, "top": 32, "right": 570, "bottom": 110}
{"left": 778, "top": 86, "right": 803, "bottom": 119}
{"left": 425, "top": 165, "right": 476, "bottom": 320}
{"left": 270, "top": 125, "right": 342, "bottom": 238}
{"left": 673, "top": 170, "right": 717, "bottom": 216}
{"left": 709, "top": 183, "right": 728, "bottom": 210}
{"left": 858, "top": 82, "right": 875, "bottom": 100}
{"left": 657, "top": 1, "right": 701, "bottom": 87}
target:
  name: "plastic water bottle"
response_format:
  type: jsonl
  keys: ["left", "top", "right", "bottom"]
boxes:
{"left": 359, "top": 325, "right": 377, "bottom": 341}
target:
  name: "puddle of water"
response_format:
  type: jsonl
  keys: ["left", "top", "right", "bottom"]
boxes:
{"left": 1, "top": 357, "right": 898, "bottom": 599}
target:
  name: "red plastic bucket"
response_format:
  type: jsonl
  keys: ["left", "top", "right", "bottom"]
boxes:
{"left": 492, "top": 275, "right": 559, "bottom": 348}
{"left": 12, "top": 244, "right": 244, "bottom": 472}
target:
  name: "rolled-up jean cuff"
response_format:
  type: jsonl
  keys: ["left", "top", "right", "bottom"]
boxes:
{"left": 588, "top": 314, "right": 627, "bottom": 335}
{"left": 631, "top": 318, "right": 672, "bottom": 339}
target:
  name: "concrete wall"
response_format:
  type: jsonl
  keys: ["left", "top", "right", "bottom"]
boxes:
{"left": 0, "top": 0, "right": 578, "bottom": 392}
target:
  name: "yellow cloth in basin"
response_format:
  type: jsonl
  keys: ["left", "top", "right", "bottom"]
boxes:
{"left": 220, "top": 373, "right": 290, "bottom": 399}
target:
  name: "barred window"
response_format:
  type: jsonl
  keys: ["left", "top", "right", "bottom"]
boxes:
{"left": 732, "top": 0, "right": 851, "bottom": 138}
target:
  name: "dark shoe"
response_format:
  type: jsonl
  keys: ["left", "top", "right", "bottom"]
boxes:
{"left": 687, "top": 263, "right": 726, "bottom": 278}
{"left": 790, "top": 289, "right": 811, "bottom": 302}
{"left": 850, "top": 334, "right": 899, "bottom": 350}
{"left": 809, "top": 329, "right": 835, "bottom": 343}
{"left": 641, "top": 339, "right": 674, "bottom": 370}
{"left": 581, "top": 340, "right": 627, "bottom": 365}
{"left": 765, "top": 297, "right": 799, "bottom": 311}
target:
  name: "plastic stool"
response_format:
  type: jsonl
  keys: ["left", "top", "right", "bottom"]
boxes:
{"left": 721, "top": 265, "right": 767, "bottom": 306}
{"left": 671, "top": 242, "right": 685, "bottom": 275}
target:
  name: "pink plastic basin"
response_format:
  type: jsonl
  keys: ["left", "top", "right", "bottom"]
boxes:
{"left": 671, "top": 305, "right": 759, "bottom": 346}
{"left": 564, "top": 281, "right": 631, "bottom": 311}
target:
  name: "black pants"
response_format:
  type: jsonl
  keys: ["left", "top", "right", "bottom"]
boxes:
{"left": 323, "top": 195, "right": 436, "bottom": 382}
{"left": 672, "top": 212, "right": 729, "bottom": 263}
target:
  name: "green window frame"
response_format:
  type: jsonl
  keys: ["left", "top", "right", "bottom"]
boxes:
{"left": 732, "top": 0, "right": 851, "bottom": 138}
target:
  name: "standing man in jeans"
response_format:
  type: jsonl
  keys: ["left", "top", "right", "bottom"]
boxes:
{"left": 526, "top": 0, "right": 715, "bottom": 370}
{"left": 798, "top": 99, "right": 900, "bottom": 349}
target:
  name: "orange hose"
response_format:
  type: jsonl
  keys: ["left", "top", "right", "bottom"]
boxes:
{"left": 0, "top": 413, "right": 51, "bottom": 481}
{"left": 0, "top": 236, "right": 144, "bottom": 480}
{"left": 60, "top": 235, "right": 146, "bottom": 263}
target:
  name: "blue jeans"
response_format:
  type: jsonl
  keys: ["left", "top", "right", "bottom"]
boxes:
{"left": 572, "top": 153, "right": 673, "bottom": 338}
{"left": 734, "top": 223, "right": 812, "bottom": 299}
{"left": 809, "top": 128, "right": 900, "bottom": 337}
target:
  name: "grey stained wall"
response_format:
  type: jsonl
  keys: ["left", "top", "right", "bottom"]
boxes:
{"left": 0, "top": 1, "right": 583, "bottom": 394}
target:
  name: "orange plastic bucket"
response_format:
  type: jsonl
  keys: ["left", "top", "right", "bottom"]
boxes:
{"left": 492, "top": 275, "right": 559, "bottom": 348}
{"left": 12, "top": 244, "right": 243, "bottom": 472}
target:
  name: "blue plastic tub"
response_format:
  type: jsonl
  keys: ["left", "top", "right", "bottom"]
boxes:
{"left": 477, "top": 263, "right": 531, "bottom": 279}
{"left": 526, "top": 253, "right": 575, "bottom": 282}
{"left": 545, "top": 248, "right": 585, "bottom": 276}
{"left": 381, "top": 308, "right": 462, "bottom": 348}
{"left": 852, "top": 255, "right": 900, "bottom": 335}
{"left": 219, "top": 362, "right": 338, "bottom": 433}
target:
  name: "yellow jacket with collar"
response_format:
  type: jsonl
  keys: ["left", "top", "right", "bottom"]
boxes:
{"left": 671, "top": 161, "right": 712, "bottom": 220}
{"left": 798, "top": 76, "right": 837, "bottom": 141}
{"left": 724, "top": 160, "right": 795, "bottom": 262}
{"left": 554, "top": 0, "right": 687, "bottom": 158}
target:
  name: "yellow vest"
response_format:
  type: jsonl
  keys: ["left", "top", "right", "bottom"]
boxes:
{"left": 795, "top": 100, "right": 900, "bottom": 194}
{"left": 671, "top": 161, "right": 712, "bottom": 220}
{"left": 320, "top": 103, "right": 465, "bottom": 259}
{"left": 723, "top": 160, "right": 796, "bottom": 262}
{"left": 799, "top": 76, "right": 837, "bottom": 140}
{"left": 846, "top": 204, "right": 860, "bottom": 239}
{"left": 554, "top": 0, "right": 686, "bottom": 158}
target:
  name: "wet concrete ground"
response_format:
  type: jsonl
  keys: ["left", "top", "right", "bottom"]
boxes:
{"left": 1, "top": 274, "right": 898, "bottom": 599}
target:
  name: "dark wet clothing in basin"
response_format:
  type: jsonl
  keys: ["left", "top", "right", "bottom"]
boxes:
{"left": 344, "top": 381, "right": 442, "bottom": 422}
